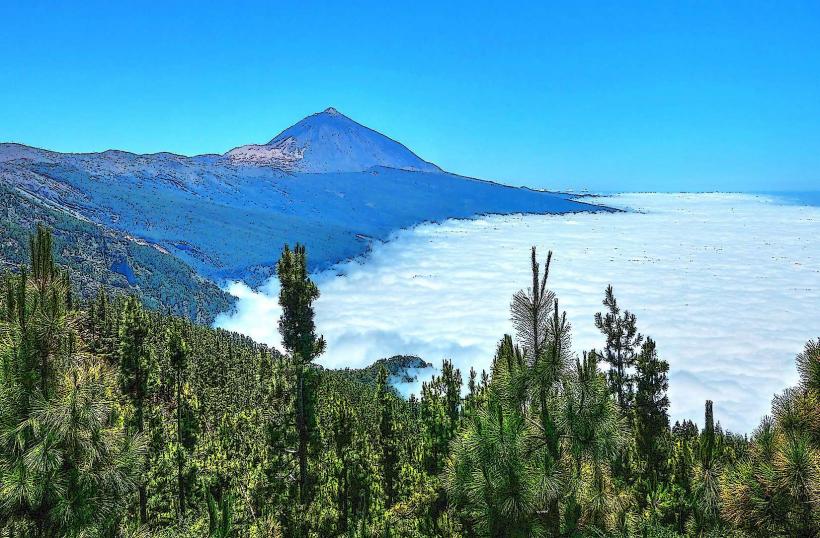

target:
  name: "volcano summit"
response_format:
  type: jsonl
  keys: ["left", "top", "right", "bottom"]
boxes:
{"left": 0, "top": 108, "right": 607, "bottom": 320}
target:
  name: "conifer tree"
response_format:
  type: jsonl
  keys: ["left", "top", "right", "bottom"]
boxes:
{"left": 446, "top": 337, "right": 542, "bottom": 537}
{"left": 510, "top": 247, "right": 554, "bottom": 361}
{"left": 119, "top": 295, "right": 151, "bottom": 523}
{"left": 0, "top": 227, "right": 142, "bottom": 536}
{"left": 592, "top": 285, "right": 643, "bottom": 487}
{"left": 168, "top": 324, "right": 190, "bottom": 526}
{"left": 335, "top": 399, "right": 354, "bottom": 533}
{"left": 376, "top": 366, "right": 399, "bottom": 508}
{"left": 511, "top": 247, "right": 569, "bottom": 535}
{"left": 441, "top": 359, "right": 462, "bottom": 436}
{"left": 560, "top": 351, "right": 626, "bottom": 534}
{"left": 420, "top": 361, "right": 462, "bottom": 478}
{"left": 634, "top": 337, "right": 671, "bottom": 489}
{"left": 464, "top": 366, "right": 479, "bottom": 418}
{"left": 721, "top": 339, "right": 820, "bottom": 537}
{"left": 594, "top": 285, "right": 643, "bottom": 412}
{"left": 669, "top": 428, "right": 695, "bottom": 533}
{"left": 10, "top": 230, "right": 820, "bottom": 537}
{"left": 276, "top": 244, "right": 325, "bottom": 508}
{"left": 690, "top": 399, "right": 723, "bottom": 534}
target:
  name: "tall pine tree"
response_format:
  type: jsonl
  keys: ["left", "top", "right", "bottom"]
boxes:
{"left": 118, "top": 295, "right": 151, "bottom": 523}
{"left": 277, "top": 244, "right": 325, "bottom": 509}
{"left": 634, "top": 338, "right": 671, "bottom": 500}
{"left": 376, "top": 366, "right": 399, "bottom": 508}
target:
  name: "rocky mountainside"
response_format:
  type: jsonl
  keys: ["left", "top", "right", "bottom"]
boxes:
{"left": 0, "top": 108, "right": 607, "bottom": 321}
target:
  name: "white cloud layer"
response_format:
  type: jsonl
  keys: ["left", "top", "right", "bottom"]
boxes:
{"left": 215, "top": 193, "right": 820, "bottom": 433}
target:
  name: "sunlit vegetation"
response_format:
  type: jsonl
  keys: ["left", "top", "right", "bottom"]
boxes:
{"left": 1, "top": 227, "right": 817, "bottom": 536}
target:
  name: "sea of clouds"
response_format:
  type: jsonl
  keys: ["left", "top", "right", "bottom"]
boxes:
{"left": 215, "top": 193, "right": 820, "bottom": 433}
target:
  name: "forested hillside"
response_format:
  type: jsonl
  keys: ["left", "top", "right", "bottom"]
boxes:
{"left": 1, "top": 228, "right": 817, "bottom": 537}
{"left": 0, "top": 184, "right": 233, "bottom": 322}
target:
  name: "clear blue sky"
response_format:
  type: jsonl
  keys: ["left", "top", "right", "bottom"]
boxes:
{"left": 2, "top": 1, "right": 819, "bottom": 192}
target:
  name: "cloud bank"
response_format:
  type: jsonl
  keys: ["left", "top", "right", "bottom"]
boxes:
{"left": 215, "top": 193, "right": 820, "bottom": 433}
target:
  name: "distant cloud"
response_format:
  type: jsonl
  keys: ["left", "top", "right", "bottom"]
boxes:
{"left": 215, "top": 193, "right": 820, "bottom": 433}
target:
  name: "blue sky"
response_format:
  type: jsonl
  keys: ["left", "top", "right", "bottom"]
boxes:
{"left": 1, "top": 1, "right": 818, "bottom": 192}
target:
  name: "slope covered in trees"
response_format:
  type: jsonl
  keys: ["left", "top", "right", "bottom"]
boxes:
{"left": 0, "top": 228, "right": 817, "bottom": 537}
{"left": 0, "top": 183, "right": 233, "bottom": 323}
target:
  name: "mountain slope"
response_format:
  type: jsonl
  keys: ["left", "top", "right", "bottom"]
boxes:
{"left": 226, "top": 107, "right": 441, "bottom": 173}
{"left": 0, "top": 108, "right": 610, "bottom": 316}
{"left": 0, "top": 183, "right": 232, "bottom": 322}
{"left": 0, "top": 156, "right": 602, "bottom": 283}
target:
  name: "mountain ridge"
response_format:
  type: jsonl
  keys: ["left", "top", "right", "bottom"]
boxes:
{"left": 0, "top": 108, "right": 611, "bottom": 321}
{"left": 2, "top": 108, "right": 440, "bottom": 174}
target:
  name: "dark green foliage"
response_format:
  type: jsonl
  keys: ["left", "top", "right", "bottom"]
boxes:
{"left": 339, "top": 355, "right": 432, "bottom": 389}
{"left": 168, "top": 324, "right": 194, "bottom": 525}
{"left": 510, "top": 247, "right": 555, "bottom": 359}
{"left": 593, "top": 285, "right": 646, "bottom": 488}
{"left": 720, "top": 339, "right": 820, "bottom": 537}
{"left": 421, "top": 360, "right": 462, "bottom": 478}
{"left": 277, "top": 244, "right": 325, "bottom": 364}
{"left": 118, "top": 295, "right": 151, "bottom": 522}
{"left": 2, "top": 230, "right": 816, "bottom": 538}
{"left": 276, "top": 243, "right": 325, "bottom": 512}
{"left": 634, "top": 337, "right": 671, "bottom": 489}
{"left": 206, "top": 488, "right": 234, "bottom": 538}
{"left": 594, "top": 284, "right": 644, "bottom": 412}
{"left": 377, "top": 366, "right": 400, "bottom": 508}
{"left": 446, "top": 249, "right": 628, "bottom": 537}
{"left": 0, "top": 227, "right": 143, "bottom": 536}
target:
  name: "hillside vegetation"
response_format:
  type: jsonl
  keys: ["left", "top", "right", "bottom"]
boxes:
{"left": 0, "top": 184, "right": 233, "bottom": 322}
{"left": 1, "top": 228, "right": 816, "bottom": 537}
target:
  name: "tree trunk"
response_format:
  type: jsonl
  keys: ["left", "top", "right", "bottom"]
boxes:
{"left": 177, "top": 371, "right": 184, "bottom": 526}
{"left": 297, "top": 368, "right": 308, "bottom": 504}
{"left": 137, "top": 366, "right": 147, "bottom": 525}
{"left": 139, "top": 484, "right": 147, "bottom": 526}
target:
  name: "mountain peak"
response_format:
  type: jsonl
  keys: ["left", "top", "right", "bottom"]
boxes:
{"left": 225, "top": 109, "right": 441, "bottom": 173}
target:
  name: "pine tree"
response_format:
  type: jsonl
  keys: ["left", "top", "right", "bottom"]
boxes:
{"left": 634, "top": 337, "right": 671, "bottom": 489}
{"left": 560, "top": 351, "right": 626, "bottom": 534}
{"left": 335, "top": 398, "right": 354, "bottom": 533}
{"left": 376, "top": 366, "right": 399, "bottom": 508}
{"left": 722, "top": 339, "right": 820, "bottom": 537}
{"left": 690, "top": 400, "right": 723, "bottom": 534}
{"left": 593, "top": 285, "right": 643, "bottom": 488}
{"left": 510, "top": 247, "right": 555, "bottom": 361}
{"left": 259, "top": 348, "right": 298, "bottom": 531}
{"left": 593, "top": 285, "right": 643, "bottom": 412}
{"left": 119, "top": 295, "right": 151, "bottom": 523}
{"left": 277, "top": 244, "right": 325, "bottom": 509}
{"left": 464, "top": 366, "right": 480, "bottom": 418}
{"left": 441, "top": 359, "right": 462, "bottom": 437}
{"left": 13, "top": 229, "right": 820, "bottom": 537}
{"left": 168, "top": 323, "right": 190, "bottom": 526}
{"left": 0, "top": 227, "right": 142, "bottom": 536}
{"left": 510, "top": 247, "right": 569, "bottom": 536}
{"left": 445, "top": 338, "right": 541, "bottom": 537}
{"left": 420, "top": 362, "right": 461, "bottom": 478}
